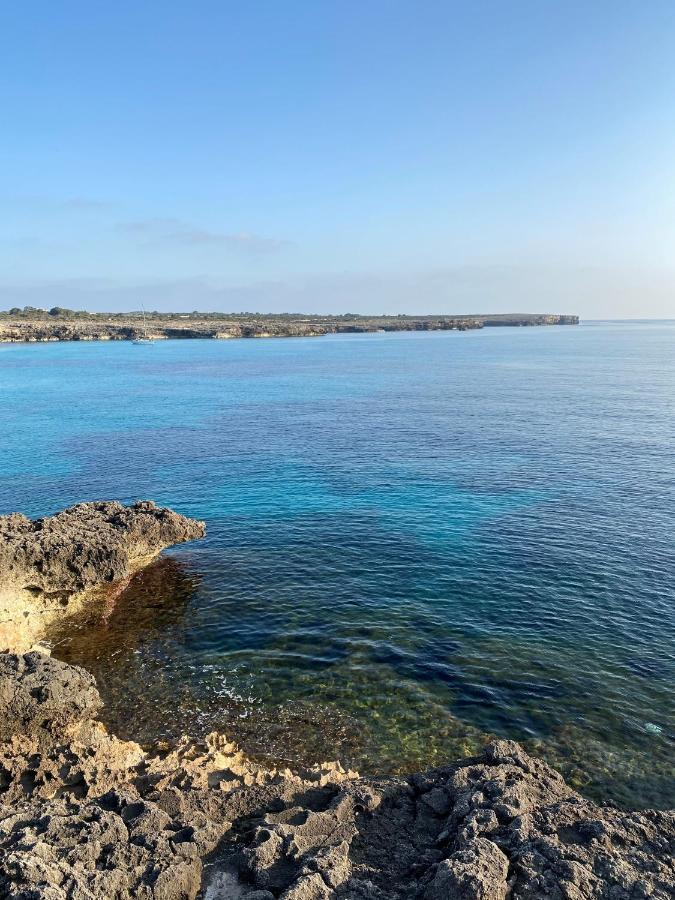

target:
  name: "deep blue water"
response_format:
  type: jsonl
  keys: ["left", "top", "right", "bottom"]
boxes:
{"left": 1, "top": 322, "right": 674, "bottom": 807}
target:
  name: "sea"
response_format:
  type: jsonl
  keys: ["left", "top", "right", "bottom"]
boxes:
{"left": 1, "top": 320, "right": 673, "bottom": 808}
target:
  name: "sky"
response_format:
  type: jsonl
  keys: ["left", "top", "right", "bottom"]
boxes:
{"left": 1, "top": 1, "right": 675, "bottom": 318}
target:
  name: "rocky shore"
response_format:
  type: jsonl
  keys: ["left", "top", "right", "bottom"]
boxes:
{"left": 0, "top": 501, "right": 671, "bottom": 899}
{"left": 0, "top": 501, "right": 205, "bottom": 652}
{"left": 0, "top": 312, "right": 579, "bottom": 343}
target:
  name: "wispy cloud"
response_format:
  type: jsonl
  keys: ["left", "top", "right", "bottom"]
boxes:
{"left": 60, "top": 197, "right": 111, "bottom": 211}
{"left": 117, "top": 218, "right": 289, "bottom": 253}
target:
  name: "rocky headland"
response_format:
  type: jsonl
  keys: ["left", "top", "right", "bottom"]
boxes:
{"left": 0, "top": 311, "right": 579, "bottom": 344}
{"left": 0, "top": 501, "right": 671, "bottom": 899}
{"left": 0, "top": 501, "right": 205, "bottom": 653}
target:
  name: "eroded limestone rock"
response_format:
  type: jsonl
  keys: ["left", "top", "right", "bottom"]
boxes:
{"left": 0, "top": 500, "right": 205, "bottom": 651}
{"left": 0, "top": 644, "right": 672, "bottom": 898}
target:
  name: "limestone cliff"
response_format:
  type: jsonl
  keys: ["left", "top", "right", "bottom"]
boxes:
{"left": 0, "top": 312, "right": 579, "bottom": 344}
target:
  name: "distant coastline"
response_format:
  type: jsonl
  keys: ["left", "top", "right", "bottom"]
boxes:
{"left": 0, "top": 308, "right": 579, "bottom": 343}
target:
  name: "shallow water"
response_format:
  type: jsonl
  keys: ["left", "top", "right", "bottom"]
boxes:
{"left": 1, "top": 322, "right": 674, "bottom": 808}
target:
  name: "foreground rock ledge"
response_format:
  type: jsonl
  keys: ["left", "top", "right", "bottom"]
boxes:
{"left": 0, "top": 500, "right": 205, "bottom": 652}
{"left": 0, "top": 653, "right": 672, "bottom": 900}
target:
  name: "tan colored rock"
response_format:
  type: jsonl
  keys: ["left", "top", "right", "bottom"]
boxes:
{"left": 0, "top": 500, "right": 205, "bottom": 651}
{"left": 0, "top": 652, "right": 673, "bottom": 899}
{"left": 0, "top": 493, "right": 671, "bottom": 900}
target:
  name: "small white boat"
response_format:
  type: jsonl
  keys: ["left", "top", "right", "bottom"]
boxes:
{"left": 132, "top": 306, "right": 155, "bottom": 344}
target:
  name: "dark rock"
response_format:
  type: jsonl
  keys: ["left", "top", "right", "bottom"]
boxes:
{"left": 0, "top": 651, "right": 101, "bottom": 743}
{"left": 0, "top": 497, "right": 671, "bottom": 899}
{"left": 0, "top": 500, "right": 205, "bottom": 651}
{"left": 1, "top": 676, "right": 673, "bottom": 900}
{"left": 0, "top": 793, "right": 206, "bottom": 899}
{"left": 0, "top": 499, "right": 205, "bottom": 596}
{"left": 424, "top": 838, "right": 509, "bottom": 899}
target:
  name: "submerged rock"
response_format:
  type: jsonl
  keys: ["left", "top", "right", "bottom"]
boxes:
{"left": 0, "top": 652, "right": 672, "bottom": 900}
{"left": 0, "top": 500, "right": 205, "bottom": 651}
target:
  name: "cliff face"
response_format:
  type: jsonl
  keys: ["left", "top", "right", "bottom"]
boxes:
{"left": 479, "top": 313, "right": 580, "bottom": 326}
{"left": 0, "top": 320, "right": 327, "bottom": 342}
{"left": 0, "top": 313, "right": 578, "bottom": 343}
{"left": 0, "top": 652, "right": 672, "bottom": 900}
{"left": 0, "top": 501, "right": 205, "bottom": 652}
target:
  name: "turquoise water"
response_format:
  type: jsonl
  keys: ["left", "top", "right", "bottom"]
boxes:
{"left": 1, "top": 323, "right": 674, "bottom": 808}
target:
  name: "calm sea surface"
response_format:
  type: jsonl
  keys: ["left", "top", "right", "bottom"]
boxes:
{"left": 1, "top": 322, "right": 673, "bottom": 807}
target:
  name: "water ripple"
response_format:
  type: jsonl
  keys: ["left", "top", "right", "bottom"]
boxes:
{"left": 1, "top": 324, "right": 673, "bottom": 808}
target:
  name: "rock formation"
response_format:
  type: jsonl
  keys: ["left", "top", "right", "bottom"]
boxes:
{"left": 0, "top": 651, "right": 672, "bottom": 900}
{"left": 1, "top": 501, "right": 670, "bottom": 899}
{"left": 0, "top": 500, "right": 205, "bottom": 652}
{"left": 0, "top": 312, "right": 579, "bottom": 344}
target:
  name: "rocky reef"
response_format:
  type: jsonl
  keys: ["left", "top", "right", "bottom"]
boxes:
{"left": 0, "top": 501, "right": 205, "bottom": 652}
{"left": 0, "top": 312, "right": 579, "bottom": 343}
{"left": 0, "top": 652, "right": 672, "bottom": 900}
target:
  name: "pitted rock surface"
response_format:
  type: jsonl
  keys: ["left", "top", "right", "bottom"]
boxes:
{"left": 230, "top": 745, "right": 674, "bottom": 899}
{"left": 0, "top": 789, "right": 217, "bottom": 900}
{"left": 0, "top": 655, "right": 673, "bottom": 898}
{"left": 0, "top": 500, "right": 205, "bottom": 596}
{"left": 0, "top": 650, "right": 101, "bottom": 743}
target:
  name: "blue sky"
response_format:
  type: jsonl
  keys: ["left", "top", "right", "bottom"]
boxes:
{"left": 1, "top": 1, "right": 674, "bottom": 317}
